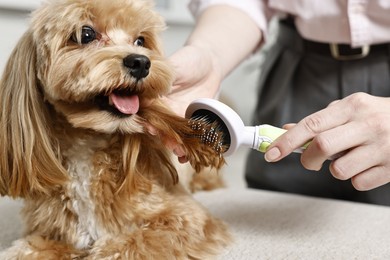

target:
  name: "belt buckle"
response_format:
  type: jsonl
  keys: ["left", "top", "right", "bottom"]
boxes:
{"left": 329, "top": 43, "right": 370, "bottom": 60}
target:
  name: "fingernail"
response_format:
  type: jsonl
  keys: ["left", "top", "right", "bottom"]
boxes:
{"left": 178, "top": 156, "right": 188, "bottom": 164}
{"left": 265, "top": 147, "right": 281, "bottom": 162}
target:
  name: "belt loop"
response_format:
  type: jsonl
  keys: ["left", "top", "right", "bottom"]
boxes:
{"left": 388, "top": 43, "right": 390, "bottom": 57}
{"left": 278, "top": 17, "right": 304, "bottom": 54}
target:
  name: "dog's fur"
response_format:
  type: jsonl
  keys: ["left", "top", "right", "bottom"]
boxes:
{"left": 0, "top": 0, "right": 231, "bottom": 258}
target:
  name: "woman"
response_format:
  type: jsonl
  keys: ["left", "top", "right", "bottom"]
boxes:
{"left": 166, "top": 0, "right": 390, "bottom": 205}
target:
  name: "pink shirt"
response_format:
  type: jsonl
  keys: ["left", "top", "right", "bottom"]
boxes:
{"left": 189, "top": 0, "right": 390, "bottom": 47}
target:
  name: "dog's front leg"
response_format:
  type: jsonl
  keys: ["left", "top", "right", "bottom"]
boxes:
{"left": 87, "top": 230, "right": 191, "bottom": 260}
{"left": 87, "top": 202, "right": 230, "bottom": 260}
{"left": 0, "top": 235, "right": 85, "bottom": 260}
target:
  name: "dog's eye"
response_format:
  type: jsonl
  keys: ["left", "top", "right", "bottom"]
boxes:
{"left": 80, "top": 26, "right": 97, "bottom": 44}
{"left": 134, "top": 36, "right": 145, "bottom": 47}
{"left": 71, "top": 26, "right": 97, "bottom": 44}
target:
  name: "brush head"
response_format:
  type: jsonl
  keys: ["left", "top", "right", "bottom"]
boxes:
{"left": 188, "top": 110, "right": 230, "bottom": 155}
{"left": 186, "top": 98, "right": 245, "bottom": 156}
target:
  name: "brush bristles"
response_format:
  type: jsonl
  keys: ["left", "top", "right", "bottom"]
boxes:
{"left": 188, "top": 117, "right": 227, "bottom": 155}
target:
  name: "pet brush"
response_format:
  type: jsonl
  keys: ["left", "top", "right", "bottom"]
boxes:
{"left": 185, "top": 98, "right": 308, "bottom": 157}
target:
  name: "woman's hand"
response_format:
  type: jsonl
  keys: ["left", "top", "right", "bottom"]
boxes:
{"left": 265, "top": 92, "right": 390, "bottom": 191}
{"left": 144, "top": 122, "right": 188, "bottom": 163}
{"left": 163, "top": 5, "right": 262, "bottom": 116}
{"left": 163, "top": 44, "right": 223, "bottom": 117}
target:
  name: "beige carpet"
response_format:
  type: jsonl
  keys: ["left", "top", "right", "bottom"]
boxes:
{"left": 1, "top": 188, "right": 390, "bottom": 259}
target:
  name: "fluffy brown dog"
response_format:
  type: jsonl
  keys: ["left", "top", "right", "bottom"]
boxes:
{"left": 0, "top": 0, "right": 231, "bottom": 259}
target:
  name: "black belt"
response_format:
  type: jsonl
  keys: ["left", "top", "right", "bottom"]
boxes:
{"left": 304, "top": 39, "right": 388, "bottom": 60}
{"left": 281, "top": 17, "right": 390, "bottom": 61}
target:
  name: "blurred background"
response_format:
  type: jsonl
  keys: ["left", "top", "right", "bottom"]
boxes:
{"left": 0, "top": 0, "right": 264, "bottom": 189}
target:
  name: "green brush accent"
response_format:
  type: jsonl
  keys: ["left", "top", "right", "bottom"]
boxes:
{"left": 258, "top": 125, "right": 287, "bottom": 152}
{"left": 257, "top": 125, "right": 310, "bottom": 153}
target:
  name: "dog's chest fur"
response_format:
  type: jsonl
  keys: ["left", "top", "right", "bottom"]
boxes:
{"left": 63, "top": 138, "right": 109, "bottom": 249}
{"left": 22, "top": 127, "right": 176, "bottom": 251}
{"left": 55, "top": 133, "right": 137, "bottom": 250}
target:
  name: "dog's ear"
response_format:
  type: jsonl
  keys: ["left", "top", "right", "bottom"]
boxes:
{"left": 0, "top": 30, "right": 68, "bottom": 198}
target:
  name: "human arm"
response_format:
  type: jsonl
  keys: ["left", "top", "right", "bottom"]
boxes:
{"left": 164, "top": 5, "right": 262, "bottom": 116}
{"left": 264, "top": 92, "right": 390, "bottom": 191}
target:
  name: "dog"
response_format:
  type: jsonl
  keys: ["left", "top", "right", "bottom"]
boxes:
{"left": 0, "top": 0, "right": 231, "bottom": 259}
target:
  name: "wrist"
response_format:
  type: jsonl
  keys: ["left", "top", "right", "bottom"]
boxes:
{"left": 185, "top": 43, "right": 224, "bottom": 84}
{"left": 186, "top": 5, "right": 262, "bottom": 78}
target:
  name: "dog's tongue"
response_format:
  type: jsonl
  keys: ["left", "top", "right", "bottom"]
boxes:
{"left": 110, "top": 93, "right": 139, "bottom": 115}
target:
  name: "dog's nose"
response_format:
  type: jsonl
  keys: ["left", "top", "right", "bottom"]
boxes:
{"left": 123, "top": 54, "right": 151, "bottom": 80}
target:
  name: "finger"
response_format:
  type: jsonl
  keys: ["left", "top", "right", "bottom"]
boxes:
{"left": 329, "top": 144, "right": 383, "bottom": 181}
{"left": 300, "top": 121, "right": 367, "bottom": 170}
{"left": 143, "top": 122, "right": 158, "bottom": 135}
{"left": 143, "top": 119, "right": 189, "bottom": 161}
{"left": 282, "top": 123, "right": 296, "bottom": 130}
{"left": 350, "top": 165, "right": 390, "bottom": 191}
{"left": 327, "top": 99, "right": 340, "bottom": 107}
{"left": 266, "top": 99, "right": 354, "bottom": 161}
{"left": 178, "top": 156, "right": 189, "bottom": 164}
{"left": 172, "top": 145, "right": 186, "bottom": 158}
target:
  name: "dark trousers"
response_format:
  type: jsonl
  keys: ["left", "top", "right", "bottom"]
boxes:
{"left": 245, "top": 20, "right": 390, "bottom": 206}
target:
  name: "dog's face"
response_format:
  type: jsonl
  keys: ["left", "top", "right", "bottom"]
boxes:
{"left": 32, "top": 0, "right": 172, "bottom": 133}
{"left": 0, "top": 0, "right": 227, "bottom": 199}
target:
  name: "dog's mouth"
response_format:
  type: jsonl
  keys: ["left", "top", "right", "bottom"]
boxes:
{"left": 94, "top": 88, "right": 141, "bottom": 117}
